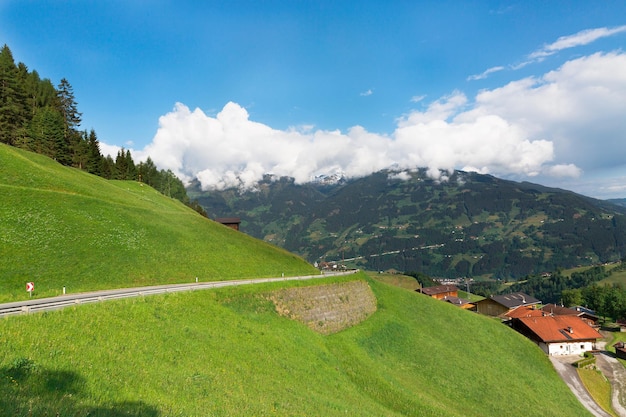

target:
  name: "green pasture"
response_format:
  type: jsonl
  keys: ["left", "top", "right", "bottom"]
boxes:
{"left": 0, "top": 275, "right": 590, "bottom": 416}
{"left": 0, "top": 144, "right": 317, "bottom": 302}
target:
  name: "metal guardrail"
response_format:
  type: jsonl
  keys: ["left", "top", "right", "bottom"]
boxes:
{"left": 0, "top": 270, "right": 359, "bottom": 317}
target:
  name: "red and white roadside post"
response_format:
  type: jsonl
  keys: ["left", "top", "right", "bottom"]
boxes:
{"left": 26, "top": 282, "right": 34, "bottom": 298}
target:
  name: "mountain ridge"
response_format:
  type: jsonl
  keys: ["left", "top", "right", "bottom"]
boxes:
{"left": 189, "top": 168, "right": 626, "bottom": 279}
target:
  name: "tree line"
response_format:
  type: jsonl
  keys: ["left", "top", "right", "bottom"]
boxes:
{"left": 496, "top": 263, "right": 626, "bottom": 322}
{"left": 0, "top": 44, "right": 205, "bottom": 216}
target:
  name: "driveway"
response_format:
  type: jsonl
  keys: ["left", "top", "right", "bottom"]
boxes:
{"left": 550, "top": 355, "right": 613, "bottom": 417}
{"left": 595, "top": 352, "right": 626, "bottom": 417}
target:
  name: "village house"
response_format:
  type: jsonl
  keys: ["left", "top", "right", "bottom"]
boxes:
{"left": 474, "top": 292, "right": 540, "bottom": 317}
{"left": 417, "top": 285, "right": 475, "bottom": 310}
{"left": 541, "top": 303, "right": 600, "bottom": 327}
{"left": 511, "top": 315, "right": 603, "bottom": 356}
{"left": 418, "top": 285, "right": 459, "bottom": 300}
{"left": 441, "top": 295, "right": 475, "bottom": 310}
{"left": 503, "top": 305, "right": 544, "bottom": 321}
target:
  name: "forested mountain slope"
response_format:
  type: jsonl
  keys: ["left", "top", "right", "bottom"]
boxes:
{"left": 190, "top": 169, "right": 626, "bottom": 279}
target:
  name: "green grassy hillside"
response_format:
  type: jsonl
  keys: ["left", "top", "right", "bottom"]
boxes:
{"left": 0, "top": 274, "right": 590, "bottom": 416}
{"left": 0, "top": 144, "right": 317, "bottom": 302}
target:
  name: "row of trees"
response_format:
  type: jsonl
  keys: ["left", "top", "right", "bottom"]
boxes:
{"left": 0, "top": 44, "right": 204, "bottom": 215}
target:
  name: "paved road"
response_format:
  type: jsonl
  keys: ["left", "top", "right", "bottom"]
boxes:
{"left": 550, "top": 355, "right": 613, "bottom": 417}
{"left": 595, "top": 352, "right": 626, "bottom": 417}
{"left": 0, "top": 270, "right": 358, "bottom": 317}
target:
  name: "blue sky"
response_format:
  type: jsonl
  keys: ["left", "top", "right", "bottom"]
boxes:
{"left": 2, "top": 1, "right": 626, "bottom": 198}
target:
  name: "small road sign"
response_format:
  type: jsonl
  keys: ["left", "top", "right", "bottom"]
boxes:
{"left": 26, "top": 282, "right": 34, "bottom": 292}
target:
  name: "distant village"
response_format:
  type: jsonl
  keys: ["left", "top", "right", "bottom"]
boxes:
{"left": 416, "top": 282, "right": 624, "bottom": 357}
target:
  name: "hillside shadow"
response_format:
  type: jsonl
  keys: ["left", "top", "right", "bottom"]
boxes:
{"left": 0, "top": 358, "right": 159, "bottom": 416}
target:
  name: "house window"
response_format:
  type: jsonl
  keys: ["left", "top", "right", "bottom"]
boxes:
{"left": 560, "top": 345, "right": 563, "bottom": 349}
{"left": 581, "top": 345, "right": 585, "bottom": 349}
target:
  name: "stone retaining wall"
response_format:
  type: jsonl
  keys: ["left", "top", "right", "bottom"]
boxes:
{"left": 268, "top": 280, "right": 377, "bottom": 335}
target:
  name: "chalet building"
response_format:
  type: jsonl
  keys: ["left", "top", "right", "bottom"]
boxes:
{"left": 442, "top": 295, "right": 475, "bottom": 310}
{"left": 215, "top": 217, "right": 241, "bottom": 231}
{"left": 511, "top": 315, "right": 603, "bottom": 356}
{"left": 418, "top": 285, "right": 459, "bottom": 300}
{"left": 541, "top": 304, "right": 600, "bottom": 327}
{"left": 503, "top": 305, "right": 545, "bottom": 321}
{"left": 475, "top": 292, "right": 540, "bottom": 317}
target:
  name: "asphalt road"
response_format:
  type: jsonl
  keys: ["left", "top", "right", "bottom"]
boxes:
{"left": 0, "top": 270, "right": 358, "bottom": 317}
{"left": 550, "top": 355, "right": 613, "bottom": 417}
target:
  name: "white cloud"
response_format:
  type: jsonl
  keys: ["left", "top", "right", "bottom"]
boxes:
{"left": 474, "top": 25, "right": 626, "bottom": 76}
{"left": 546, "top": 164, "right": 582, "bottom": 178}
{"left": 467, "top": 66, "right": 505, "bottom": 81}
{"left": 529, "top": 25, "right": 626, "bottom": 61}
{"left": 360, "top": 89, "right": 373, "bottom": 97}
{"left": 126, "top": 51, "right": 626, "bottom": 197}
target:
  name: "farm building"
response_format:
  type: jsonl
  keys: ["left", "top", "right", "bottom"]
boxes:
{"left": 512, "top": 315, "right": 603, "bottom": 356}
{"left": 417, "top": 285, "right": 459, "bottom": 300}
{"left": 475, "top": 292, "right": 540, "bottom": 317}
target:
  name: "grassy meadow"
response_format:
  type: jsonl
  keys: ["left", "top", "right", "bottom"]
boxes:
{"left": 0, "top": 144, "right": 317, "bottom": 302}
{"left": 0, "top": 145, "right": 595, "bottom": 416}
{"left": 0, "top": 274, "right": 591, "bottom": 416}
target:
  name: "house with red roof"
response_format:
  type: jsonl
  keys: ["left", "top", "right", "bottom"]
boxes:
{"left": 511, "top": 315, "right": 603, "bottom": 356}
{"left": 541, "top": 303, "right": 599, "bottom": 327}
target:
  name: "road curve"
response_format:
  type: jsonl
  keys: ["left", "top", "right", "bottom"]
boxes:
{"left": 550, "top": 355, "right": 613, "bottom": 417}
{"left": 0, "top": 270, "right": 358, "bottom": 317}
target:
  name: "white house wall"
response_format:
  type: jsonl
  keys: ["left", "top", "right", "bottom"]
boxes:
{"left": 539, "top": 341, "right": 594, "bottom": 356}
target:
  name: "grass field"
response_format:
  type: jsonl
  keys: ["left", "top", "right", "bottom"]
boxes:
{"left": 0, "top": 144, "right": 317, "bottom": 302}
{"left": 577, "top": 368, "right": 617, "bottom": 417}
{"left": 0, "top": 145, "right": 597, "bottom": 415}
{"left": 0, "top": 274, "right": 592, "bottom": 416}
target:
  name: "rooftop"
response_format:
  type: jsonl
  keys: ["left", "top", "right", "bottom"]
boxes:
{"left": 517, "top": 315, "right": 603, "bottom": 343}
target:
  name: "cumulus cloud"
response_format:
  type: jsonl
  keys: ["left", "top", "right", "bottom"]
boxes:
{"left": 130, "top": 51, "right": 626, "bottom": 195}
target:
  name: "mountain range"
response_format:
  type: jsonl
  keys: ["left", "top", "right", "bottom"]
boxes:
{"left": 189, "top": 169, "right": 626, "bottom": 279}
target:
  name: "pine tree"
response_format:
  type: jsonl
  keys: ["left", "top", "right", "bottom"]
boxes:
{"left": 86, "top": 129, "right": 102, "bottom": 175}
{"left": 101, "top": 155, "right": 116, "bottom": 179}
{"left": 115, "top": 148, "right": 127, "bottom": 179}
{"left": 125, "top": 149, "right": 137, "bottom": 180}
{"left": 71, "top": 130, "right": 90, "bottom": 170}
{"left": 55, "top": 78, "right": 81, "bottom": 165}
{"left": 138, "top": 157, "right": 159, "bottom": 187}
{"left": 0, "top": 44, "right": 28, "bottom": 144}
{"left": 29, "top": 106, "right": 64, "bottom": 158}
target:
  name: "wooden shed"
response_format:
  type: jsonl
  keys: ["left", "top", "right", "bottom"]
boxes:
{"left": 215, "top": 217, "right": 241, "bottom": 231}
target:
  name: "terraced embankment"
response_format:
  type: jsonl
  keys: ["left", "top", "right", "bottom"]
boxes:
{"left": 268, "top": 280, "right": 377, "bottom": 334}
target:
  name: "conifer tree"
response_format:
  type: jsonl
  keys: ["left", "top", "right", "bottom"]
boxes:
{"left": 0, "top": 44, "right": 28, "bottom": 144}
{"left": 86, "top": 129, "right": 102, "bottom": 175}
{"left": 138, "top": 157, "right": 159, "bottom": 187}
{"left": 29, "top": 106, "right": 64, "bottom": 158}
{"left": 125, "top": 149, "right": 137, "bottom": 180}
{"left": 55, "top": 78, "right": 81, "bottom": 165}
